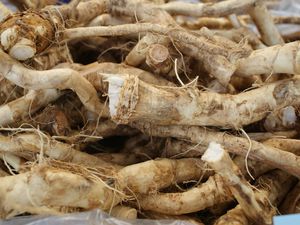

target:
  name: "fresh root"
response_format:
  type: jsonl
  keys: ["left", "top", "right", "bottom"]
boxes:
{"left": 202, "top": 142, "right": 275, "bottom": 224}
{"left": 0, "top": 50, "right": 103, "bottom": 114}
{"left": 0, "top": 164, "right": 122, "bottom": 218}
{"left": 135, "top": 123, "right": 300, "bottom": 178}
{"left": 107, "top": 75, "right": 300, "bottom": 128}
{"left": 0, "top": 0, "right": 299, "bottom": 222}
{"left": 116, "top": 158, "right": 208, "bottom": 194}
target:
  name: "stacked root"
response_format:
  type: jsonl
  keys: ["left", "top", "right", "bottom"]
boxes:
{"left": 0, "top": 0, "right": 299, "bottom": 224}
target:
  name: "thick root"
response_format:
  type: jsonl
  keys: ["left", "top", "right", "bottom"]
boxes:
{"left": 107, "top": 75, "right": 300, "bottom": 128}
{"left": 0, "top": 89, "right": 61, "bottom": 126}
{"left": 116, "top": 158, "right": 208, "bottom": 194}
{"left": 136, "top": 123, "right": 300, "bottom": 178}
{"left": 0, "top": 133, "right": 120, "bottom": 170}
{"left": 236, "top": 41, "right": 300, "bottom": 76}
{"left": 139, "top": 174, "right": 232, "bottom": 215}
{"left": 0, "top": 165, "right": 120, "bottom": 218}
{"left": 0, "top": 50, "right": 103, "bottom": 114}
{"left": 249, "top": 1, "right": 284, "bottom": 46}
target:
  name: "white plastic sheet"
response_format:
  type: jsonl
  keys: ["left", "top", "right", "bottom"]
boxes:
{"left": 0, "top": 210, "right": 193, "bottom": 225}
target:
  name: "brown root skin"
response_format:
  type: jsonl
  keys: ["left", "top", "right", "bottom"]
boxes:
{"left": 95, "top": 153, "right": 143, "bottom": 166}
{"left": 71, "top": 119, "right": 138, "bottom": 143}
{"left": 215, "top": 169, "right": 295, "bottom": 225}
{"left": 0, "top": 76, "right": 23, "bottom": 105}
{"left": 0, "top": 165, "right": 120, "bottom": 218}
{"left": 280, "top": 181, "right": 300, "bottom": 214}
{"left": 107, "top": 75, "right": 300, "bottom": 129}
{"left": 30, "top": 44, "right": 73, "bottom": 70}
{"left": 162, "top": 138, "right": 206, "bottom": 158}
{"left": 28, "top": 104, "right": 71, "bottom": 136}
{"left": 0, "top": 12, "right": 55, "bottom": 61}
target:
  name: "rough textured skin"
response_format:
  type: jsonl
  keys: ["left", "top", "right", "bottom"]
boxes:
{"left": 135, "top": 123, "right": 300, "bottom": 178}
{"left": 0, "top": 165, "right": 119, "bottom": 219}
{"left": 0, "top": 12, "right": 55, "bottom": 59}
{"left": 139, "top": 174, "right": 232, "bottom": 215}
{"left": 202, "top": 144, "right": 275, "bottom": 225}
{"left": 117, "top": 158, "right": 207, "bottom": 194}
{"left": 108, "top": 75, "right": 300, "bottom": 129}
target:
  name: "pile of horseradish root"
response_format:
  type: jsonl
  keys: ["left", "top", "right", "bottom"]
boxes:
{"left": 0, "top": 0, "right": 299, "bottom": 224}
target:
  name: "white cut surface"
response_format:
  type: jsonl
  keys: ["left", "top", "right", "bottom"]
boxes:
{"left": 107, "top": 76, "right": 125, "bottom": 117}
{"left": 201, "top": 142, "right": 224, "bottom": 162}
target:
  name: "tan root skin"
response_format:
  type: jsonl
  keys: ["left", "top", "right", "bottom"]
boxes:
{"left": 110, "top": 205, "right": 137, "bottom": 220}
{"left": 107, "top": 75, "right": 300, "bottom": 129}
{"left": 116, "top": 158, "right": 206, "bottom": 194}
{"left": 0, "top": 50, "right": 103, "bottom": 114}
{"left": 135, "top": 123, "right": 300, "bottom": 178}
{"left": 236, "top": 41, "right": 300, "bottom": 76}
{"left": 202, "top": 142, "right": 274, "bottom": 225}
{"left": 139, "top": 174, "right": 232, "bottom": 215}
{"left": 0, "top": 165, "right": 119, "bottom": 218}
{"left": 249, "top": 1, "right": 284, "bottom": 46}
{"left": 0, "top": 89, "right": 61, "bottom": 127}
{"left": 0, "top": 133, "right": 120, "bottom": 170}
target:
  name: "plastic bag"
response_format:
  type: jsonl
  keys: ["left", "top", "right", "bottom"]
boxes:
{"left": 0, "top": 210, "right": 193, "bottom": 225}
